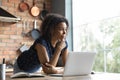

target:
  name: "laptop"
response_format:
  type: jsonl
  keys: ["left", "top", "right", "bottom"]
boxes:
{"left": 49, "top": 52, "right": 96, "bottom": 77}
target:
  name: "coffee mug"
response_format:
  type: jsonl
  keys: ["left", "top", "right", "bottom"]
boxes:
{"left": 0, "top": 64, "right": 6, "bottom": 80}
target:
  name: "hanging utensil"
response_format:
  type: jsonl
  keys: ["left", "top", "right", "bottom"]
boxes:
{"left": 30, "top": 0, "right": 40, "bottom": 17}
{"left": 39, "top": 1, "right": 49, "bottom": 21}
{"left": 19, "top": 0, "right": 29, "bottom": 12}
{"left": 22, "top": 20, "right": 26, "bottom": 36}
{"left": 30, "top": 20, "right": 41, "bottom": 40}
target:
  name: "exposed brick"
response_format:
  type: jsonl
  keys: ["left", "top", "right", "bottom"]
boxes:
{"left": 6, "top": 43, "right": 19, "bottom": 47}
{"left": 10, "top": 35, "right": 23, "bottom": 39}
{"left": 0, "top": 35, "right": 10, "bottom": 39}
{"left": 8, "top": 0, "right": 19, "bottom": 4}
{"left": 4, "top": 30, "right": 16, "bottom": 35}
{"left": 0, "top": 43, "right": 6, "bottom": 47}
{"left": 0, "top": 0, "right": 51, "bottom": 63}
{"left": 0, "top": 46, "right": 18, "bottom": 51}
{"left": 2, "top": 39, "right": 14, "bottom": 43}
{"left": 2, "top": 1, "right": 14, "bottom": 8}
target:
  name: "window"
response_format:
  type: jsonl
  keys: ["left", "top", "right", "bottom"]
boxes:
{"left": 72, "top": 0, "right": 120, "bottom": 73}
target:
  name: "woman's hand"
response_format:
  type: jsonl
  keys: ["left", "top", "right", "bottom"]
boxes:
{"left": 42, "top": 63, "right": 58, "bottom": 74}
{"left": 56, "top": 40, "right": 66, "bottom": 50}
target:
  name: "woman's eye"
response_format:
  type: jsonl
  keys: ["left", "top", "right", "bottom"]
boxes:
{"left": 58, "top": 28, "right": 67, "bottom": 31}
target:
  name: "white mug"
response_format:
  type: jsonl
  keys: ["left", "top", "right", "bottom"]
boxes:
{"left": 0, "top": 64, "right": 6, "bottom": 80}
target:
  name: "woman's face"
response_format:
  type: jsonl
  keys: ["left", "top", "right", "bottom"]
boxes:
{"left": 51, "top": 22, "right": 68, "bottom": 41}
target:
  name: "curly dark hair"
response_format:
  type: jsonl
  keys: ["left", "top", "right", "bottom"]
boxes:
{"left": 40, "top": 13, "right": 69, "bottom": 41}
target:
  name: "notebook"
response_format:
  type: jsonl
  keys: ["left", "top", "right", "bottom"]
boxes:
{"left": 49, "top": 52, "right": 96, "bottom": 77}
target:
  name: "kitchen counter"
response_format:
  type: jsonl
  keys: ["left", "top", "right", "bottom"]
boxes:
{"left": 6, "top": 71, "right": 120, "bottom": 80}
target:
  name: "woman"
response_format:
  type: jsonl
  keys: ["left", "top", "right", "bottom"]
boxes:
{"left": 13, "top": 13, "right": 69, "bottom": 74}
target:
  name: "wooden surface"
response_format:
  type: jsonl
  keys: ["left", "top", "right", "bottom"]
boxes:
{"left": 6, "top": 72, "right": 62, "bottom": 80}
{"left": 6, "top": 72, "right": 120, "bottom": 80}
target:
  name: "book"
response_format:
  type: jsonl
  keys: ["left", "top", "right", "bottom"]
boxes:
{"left": 11, "top": 72, "right": 45, "bottom": 78}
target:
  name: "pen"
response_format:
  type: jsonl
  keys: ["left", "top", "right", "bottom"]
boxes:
{"left": 2, "top": 58, "right": 5, "bottom": 64}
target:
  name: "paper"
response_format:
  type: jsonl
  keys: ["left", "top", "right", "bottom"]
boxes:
{"left": 11, "top": 72, "right": 45, "bottom": 78}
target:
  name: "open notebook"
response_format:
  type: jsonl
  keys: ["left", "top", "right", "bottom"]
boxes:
{"left": 49, "top": 52, "right": 96, "bottom": 77}
{"left": 11, "top": 72, "right": 45, "bottom": 78}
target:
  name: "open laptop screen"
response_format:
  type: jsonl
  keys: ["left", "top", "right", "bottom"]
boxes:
{"left": 63, "top": 52, "right": 96, "bottom": 76}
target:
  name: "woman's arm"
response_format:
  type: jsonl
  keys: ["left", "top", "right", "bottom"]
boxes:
{"left": 35, "top": 43, "right": 63, "bottom": 66}
{"left": 49, "top": 41, "right": 67, "bottom": 66}
{"left": 35, "top": 44, "right": 49, "bottom": 64}
{"left": 41, "top": 48, "right": 68, "bottom": 74}
{"left": 35, "top": 43, "right": 60, "bottom": 74}
{"left": 35, "top": 41, "right": 68, "bottom": 74}
{"left": 61, "top": 48, "right": 68, "bottom": 66}
{"left": 35, "top": 43, "right": 55, "bottom": 73}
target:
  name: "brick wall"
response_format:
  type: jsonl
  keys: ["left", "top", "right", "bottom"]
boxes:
{"left": 0, "top": 0, "right": 51, "bottom": 65}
